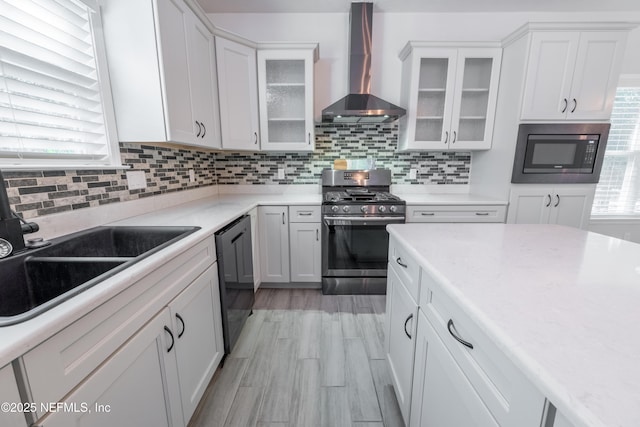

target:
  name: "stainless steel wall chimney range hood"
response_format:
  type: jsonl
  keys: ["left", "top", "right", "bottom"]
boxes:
{"left": 321, "top": 3, "right": 406, "bottom": 124}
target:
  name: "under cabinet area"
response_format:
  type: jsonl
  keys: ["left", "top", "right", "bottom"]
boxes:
{"left": 0, "top": 364, "right": 25, "bottom": 427}
{"left": 398, "top": 43, "right": 502, "bottom": 151}
{"left": 102, "top": 0, "right": 221, "bottom": 148}
{"left": 216, "top": 37, "right": 261, "bottom": 151}
{"left": 257, "top": 46, "right": 318, "bottom": 152}
{"left": 520, "top": 27, "right": 628, "bottom": 121}
{"left": 507, "top": 184, "right": 595, "bottom": 229}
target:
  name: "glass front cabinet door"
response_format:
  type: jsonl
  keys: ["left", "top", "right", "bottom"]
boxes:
{"left": 257, "top": 46, "right": 318, "bottom": 152}
{"left": 399, "top": 44, "right": 502, "bottom": 151}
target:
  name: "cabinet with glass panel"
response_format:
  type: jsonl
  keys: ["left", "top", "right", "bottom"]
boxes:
{"left": 257, "top": 45, "right": 318, "bottom": 152}
{"left": 398, "top": 43, "right": 502, "bottom": 151}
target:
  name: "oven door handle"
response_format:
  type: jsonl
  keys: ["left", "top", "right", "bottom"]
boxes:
{"left": 323, "top": 216, "right": 405, "bottom": 225}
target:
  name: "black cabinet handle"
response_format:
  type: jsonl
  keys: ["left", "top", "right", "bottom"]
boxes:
{"left": 561, "top": 98, "right": 568, "bottom": 113}
{"left": 176, "top": 313, "right": 185, "bottom": 338}
{"left": 475, "top": 212, "right": 489, "bottom": 216}
{"left": 554, "top": 194, "right": 560, "bottom": 207}
{"left": 396, "top": 257, "right": 408, "bottom": 268}
{"left": 546, "top": 194, "right": 552, "bottom": 207}
{"left": 201, "top": 123, "right": 206, "bottom": 138}
{"left": 404, "top": 313, "right": 414, "bottom": 339}
{"left": 452, "top": 130, "right": 457, "bottom": 144}
{"left": 571, "top": 99, "right": 577, "bottom": 113}
{"left": 195, "top": 121, "right": 202, "bottom": 137}
{"left": 164, "top": 326, "right": 175, "bottom": 352}
{"left": 308, "top": 132, "right": 311, "bottom": 145}
{"left": 447, "top": 319, "right": 474, "bottom": 349}
{"left": 254, "top": 132, "right": 258, "bottom": 145}
{"left": 316, "top": 229, "right": 319, "bottom": 241}
{"left": 444, "top": 131, "right": 449, "bottom": 144}
{"left": 282, "top": 212, "right": 285, "bottom": 225}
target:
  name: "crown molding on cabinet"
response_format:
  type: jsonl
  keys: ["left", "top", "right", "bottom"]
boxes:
{"left": 502, "top": 21, "right": 639, "bottom": 47}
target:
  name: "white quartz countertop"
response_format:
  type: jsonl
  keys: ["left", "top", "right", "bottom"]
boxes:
{"left": 0, "top": 193, "right": 321, "bottom": 368}
{"left": 387, "top": 223, "right": 640, "bottom": 427}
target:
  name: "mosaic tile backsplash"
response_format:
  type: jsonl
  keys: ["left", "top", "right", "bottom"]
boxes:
{"left": 4, "top": 124, "right": 470, "bottom": 220}
{"left": 215, "top": 124, "right": 470, "bottom": 185}
{"left": 4, "top": 143, "right": 216, "bottom": 220}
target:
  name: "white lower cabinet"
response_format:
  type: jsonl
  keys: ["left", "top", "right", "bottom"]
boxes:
{"left": 406, "top": 204, "right": 507, "bottom": 223}
{"left": 169, "top": 264, "right": 224, "bottom": 425}
{"left": 288, "top": 205, "right": 321, "bottom": 283}
{"left": 259, "top": 206, "right": 290, "bottom": 283}
{"left": 0, "top": 364, "right": 26, "bottom": 427}
{"left": 507, "top": 184, "right": 595, "bottom": 229}
{"left": 410, "top": 310, "right": 497, "bottom": 427}
{"left": 34, "top": 309, "right": 182, "bottom": 427}
{"left": 385, "top": 264, "right": 418, "bottom": 424}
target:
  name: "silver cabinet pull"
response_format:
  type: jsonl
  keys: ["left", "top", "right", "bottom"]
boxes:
{"left": 444, "top": 131, "right": 449, "bottom": 144}
{"left": 164, "top": 326, "right": 175, "bottom": 352}
{"left": 546, "top": 194, "right": 552, "bottom": 207}
{"left": 452, "top": 130, "right": 457, "bottom": 144}
{"left": 571, "top": 99, "right": 577, "bottom": 113}
{"left": 404, "top": 313, "right": 414, "bottom": 339}
{"left": 396, "top": 257, "right": 408, "bottom": 268}
{"left": 447, "top": 319, "right": 473, "bottom": 349}
{"left": 421, "top": 212, "right": 435, "bottom": 216}
{"left": 561, "top": 98, "right": 568, "bottom": 113}
{"left": 554, "top": 194, "right": 560, "bottom": 207}
{"left": 475, "top": 212, "right": 489, "bottom": 216}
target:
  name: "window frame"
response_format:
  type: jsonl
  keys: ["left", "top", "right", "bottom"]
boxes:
{"left": 0, "top": 0, "right": 123, "bottom": 170}
{"left": 591, "top": 74, "right": 640, "bottom": 220}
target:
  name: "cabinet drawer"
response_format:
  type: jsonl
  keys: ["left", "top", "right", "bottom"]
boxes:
{"left": 407, "top": 205, "right": 507, "bottom": 223}
{"left": 289, "top": 205, "right": 320, "bottom": 222}
{"left": 388, "top": 235, "right": 420, "bottom": 303}
{"left": 22, "top": 238, "right": 215, "bottom": 417}
{"left": 420, "top": 268, "right": 544, "bottom": 426}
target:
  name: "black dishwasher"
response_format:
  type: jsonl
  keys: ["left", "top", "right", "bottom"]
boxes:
{"left": 215, "top": 215, "right": 254, "bottom": 355}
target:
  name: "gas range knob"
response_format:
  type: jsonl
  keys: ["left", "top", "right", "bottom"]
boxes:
{"left": 378, "top": 205, "right": 386, "bottom": 213}
{"left": 342, "top": 206, "right": 350, "bottom": 213}
{"left": 331, "top": 205, "right": 339, "bottom": 213}
{"left": 389, "top": 205, "right": 397, "bottom": 213}
{"left": 360, "top": 206, "right": 368, "bottom": 213}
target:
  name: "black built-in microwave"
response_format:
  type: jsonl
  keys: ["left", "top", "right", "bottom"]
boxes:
{"left": 511, "top": 123, "right": 610, "bottom": 184}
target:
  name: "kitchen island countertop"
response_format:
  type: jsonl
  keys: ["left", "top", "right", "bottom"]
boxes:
{"left": 387, "top": 223, "right": 640, "bottom": 427}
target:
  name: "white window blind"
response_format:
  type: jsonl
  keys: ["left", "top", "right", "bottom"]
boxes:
{"left": 0, "top": 0, "right": 120, "bottom": 168}
{"left": 592, "top": 83, "right": 640, "bottom": 216}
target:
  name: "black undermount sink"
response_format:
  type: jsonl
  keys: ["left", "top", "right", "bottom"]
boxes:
{"left": 0, "top": 226, "right": 200, "bottom": 326}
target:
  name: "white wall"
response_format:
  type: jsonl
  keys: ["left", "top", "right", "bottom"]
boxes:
{"left": 208, "top": 11, "right": 640, "bottom": 121}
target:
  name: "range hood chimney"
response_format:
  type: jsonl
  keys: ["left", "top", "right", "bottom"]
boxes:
{"left": 321, "top": 2, "right": 406, "bottom": 124}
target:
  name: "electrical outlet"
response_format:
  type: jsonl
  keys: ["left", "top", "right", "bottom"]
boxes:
{"left": 409, "top": 168, "right": 418, "bottom": 180}
{"left": 189, "top": 169, "right": 196, "bottom": 183}
{"left": 278, "top": 168, "right": 285, "bottom": 180}
{"left": 126, "top": 170, "right": 146, "bottom": 190}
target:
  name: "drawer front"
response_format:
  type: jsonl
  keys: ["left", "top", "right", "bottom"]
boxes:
{"left": 407, "top": 205, "right": 507, "bottom": 223}
{"left": 289, "top": 205, "right": 321, "bottom": 222}
{"left": 22, "top": 237, "right": 215, "bottom": 416}
{"left": 420, "top": 268, "right": 544, "bottom": 426}
{"left": 388, "top": 235, "right": 420, "bottom": 303}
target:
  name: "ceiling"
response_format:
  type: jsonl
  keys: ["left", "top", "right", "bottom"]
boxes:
{"left": 197, "top": 0, "right": 640, "bottom": 13}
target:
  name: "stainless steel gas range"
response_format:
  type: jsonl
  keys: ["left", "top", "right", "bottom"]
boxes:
{"left": 321, "top": 169, "right": 406, "bottom": 295}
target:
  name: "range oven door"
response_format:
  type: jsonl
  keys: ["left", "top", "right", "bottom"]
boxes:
{"left": 322, "top": 216, "right": 405, "bottom": 278}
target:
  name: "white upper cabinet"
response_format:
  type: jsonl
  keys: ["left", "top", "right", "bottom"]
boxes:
{"left": 257, "top": 47, "right": 318, "bottom": 152}
{"left": 399, "top": 44, "right": 502, "bottom": 151}
{"left": 521, "top": 30, "right": 628, "bottom": 121}
{"left": 101, "top": 0, "right": 221, "bottom": 149}
{"left": 216, "top": 37, "right": 261, "bottom": 151}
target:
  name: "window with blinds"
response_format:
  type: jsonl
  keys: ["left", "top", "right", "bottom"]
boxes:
{"left": 592, "top": 84, "right": 640, "bottom": 216}
{"left": 0, "top": 0, "right": 120, "bottom": 168}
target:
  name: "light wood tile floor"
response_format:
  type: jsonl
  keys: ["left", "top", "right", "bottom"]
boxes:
{"left": 189, "top": 289, "right": 405, "bottom": 427}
